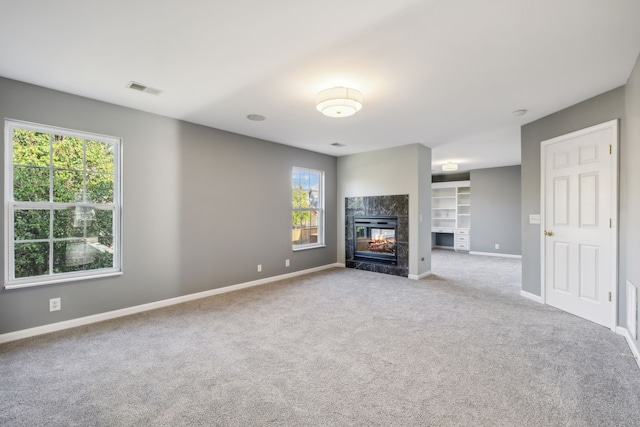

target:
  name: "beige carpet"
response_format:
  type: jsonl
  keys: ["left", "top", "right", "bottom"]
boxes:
{"left": 1, "top": 249, "right": 639, "bottom": 426}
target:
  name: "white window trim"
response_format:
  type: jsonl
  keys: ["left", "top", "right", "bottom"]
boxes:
{"left": 292, "top": 166, "right": 325, "bottom": 250}
{"left": 4, "top": 119, "right": 123, "bottom": 289}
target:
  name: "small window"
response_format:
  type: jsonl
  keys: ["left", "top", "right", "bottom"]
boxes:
{"left": 292, "top": 167, "right": 324, "bottom": 249}
{"left": 4, "top": 120, "right": 122, "bottom": 288}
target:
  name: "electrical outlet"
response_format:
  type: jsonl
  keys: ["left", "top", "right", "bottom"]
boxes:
{"left": 49, "top": 297, "right": 61, "bottom": 312}
{"left": 285, "top": 259, "right": 290, "bottom": 267}
{"left": 257, "top": 264, "right": 262, "bottom": 272}
{"left": 495, "top": 243, "right": 500, "bottom": 250}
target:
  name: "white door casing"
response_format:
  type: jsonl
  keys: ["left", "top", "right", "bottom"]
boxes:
{"left": 541, "top": 120, "right": 618, "bottom": 330}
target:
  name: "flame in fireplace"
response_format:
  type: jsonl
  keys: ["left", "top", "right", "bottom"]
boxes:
{"left": 368, "top": 233, "right": 395, "bottom": 253}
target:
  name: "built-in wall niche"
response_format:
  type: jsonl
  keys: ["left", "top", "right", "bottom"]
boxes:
{"left": 431, "top": 181, "right": 471, "bottom": 252}
{"left": 345, "top": 195, "right": 408, "bottom": 277}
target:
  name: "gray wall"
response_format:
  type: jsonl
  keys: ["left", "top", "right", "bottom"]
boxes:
{"left": 470, "top": 166, "right": 521, "bottom": 255}
{"left": 623, "top": 54, "right": 640, "bottom": 350}
{"left": 337, "top": 144, "right": 432, "bottom": 277}
{"left": 0, "top": 77, "right": 337, "bottom": 334}
{"left": 520, "top": 87, "right": 625, "bottom": 298}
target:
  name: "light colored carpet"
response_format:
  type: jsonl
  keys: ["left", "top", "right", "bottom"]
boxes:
{"left": 1, "top": 249, "right": 639, "bottom": 426}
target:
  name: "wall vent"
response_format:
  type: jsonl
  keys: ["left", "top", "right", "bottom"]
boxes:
{"left": 627, "top": 280, "right": 638, "bottom": 340}
{"left": 127, "top": 81, "right": 162, "bottom": 95}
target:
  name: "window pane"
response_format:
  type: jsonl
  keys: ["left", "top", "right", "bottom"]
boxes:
{"left": 86, "top": 140, "right": 114, "bottom": 173}
{"left": 13, "top": 129, "right": 50, "bottom": 167}
{"left": 15, "top": 242, "right": 49, "bottom": 278}
{"left": 300, "top": 171, "right": 310, "bottom": 191}
{"left": 292, "top": 169, "right": 301, "bottom": 189}
{"left": 88, "top": 237, "right": 114, "bottom": 270}
{"left": 53, "top": 209, "right": 86, "bottom": 238}
{"left": 298, "top": 224, "right": 312, "bottom": 245}
{"left": 53, "top": 239, "right": 115, "bottom": 273}
{"left": 86, "top": 173, "right": 114, "bottom": 203}
{"left": 14, "top": 209, "right": 50, "bottom": 240}
{"left": 309, "top": 190, "right": 319, "bottom": 208}
{"left": 53, "top": 240, "right": 86, "bottom": 273}
{"left": 87, "top": 209, "right": 113, "bottom": 238}
{"left": 292, "top": 187, "right": 309, "bottom": 208}
{"left": 53, "top": 170, "right": 84, "bottom": 202}
{"left": 13, "top": 165, "right": 49, "bottom": 201}
{"left": 52, "top": 135, "right": 84, "bottom": 170}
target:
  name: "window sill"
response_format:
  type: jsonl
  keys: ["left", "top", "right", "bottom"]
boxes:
{"left": 292, "top": 244, "right": 326, "bottom": 252}
{"left": 5, "top": 270, "right": 123, "bottom": 290}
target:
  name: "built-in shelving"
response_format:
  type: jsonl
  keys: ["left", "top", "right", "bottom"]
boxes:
{"left": 431, "top": 181, "right": 471, "bottom": 251}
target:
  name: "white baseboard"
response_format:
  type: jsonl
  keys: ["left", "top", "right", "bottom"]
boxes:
{"left": 470, "top": 251, "right": 522, "bottom": 259}
{"left": 616, "top": 326, "right": 640, "bottom": 370}
{"left": 0, "top": 263, "right": 343, "bottom": 345}
{"left": 409, "top": 270, "right": 432, "bottom": 280}
{"left": 520, "top": 290, "right": 544, "bottom": 304}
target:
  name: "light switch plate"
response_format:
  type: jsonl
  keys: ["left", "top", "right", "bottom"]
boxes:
{"left": 529, "top": 214, "right": 541, "bottom": 224}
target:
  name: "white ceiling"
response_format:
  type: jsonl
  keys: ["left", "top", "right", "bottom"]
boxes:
{"left": 2, "top": 0, "right": 640, "bottom": 173}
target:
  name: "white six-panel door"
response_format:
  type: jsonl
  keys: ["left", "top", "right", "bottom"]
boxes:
{"left": 542, "top": 120, "right": 618, "bottom": 329}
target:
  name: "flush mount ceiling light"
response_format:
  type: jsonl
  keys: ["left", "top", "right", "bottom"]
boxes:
{"left": 246, "top": 114, "right": 266, "bottom": 121}
{"left": 512, "top": 109, "right": 528, "bottom": 117}
{"left": 442, "top": 162, "right": 459, "bottom": 172}
{"left": 316, "top": 87, "right": 363, "bottom": 118}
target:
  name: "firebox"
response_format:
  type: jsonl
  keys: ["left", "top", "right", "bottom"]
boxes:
{"left": 354, "top": 216, "right": 398, "bottom": 265}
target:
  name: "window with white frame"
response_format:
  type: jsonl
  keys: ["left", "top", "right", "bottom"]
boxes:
{"left": 4, "top": 120, "right": 122, "bottom": 289}
{"left": 292, "top": 167, "right": 324, "bottom": 249}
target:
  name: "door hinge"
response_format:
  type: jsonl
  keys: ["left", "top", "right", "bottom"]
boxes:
{"left": 608, "top": 292, "right": 612, "bottom": 302}
{"left": 609, "top": 144, "right": 612, "bottom": 154}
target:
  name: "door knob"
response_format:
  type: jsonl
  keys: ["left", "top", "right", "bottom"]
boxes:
{"left": 544, "top": 230, "right": 553, "bottom": 236}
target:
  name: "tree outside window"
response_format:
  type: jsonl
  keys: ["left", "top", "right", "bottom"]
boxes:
{"left": 292, "top": 167, "right": 323, "bottom": 249}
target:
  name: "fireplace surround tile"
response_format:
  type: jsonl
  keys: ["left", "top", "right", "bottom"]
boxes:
{"left": 345, "top": 194, "right": 409, "bottom": 277}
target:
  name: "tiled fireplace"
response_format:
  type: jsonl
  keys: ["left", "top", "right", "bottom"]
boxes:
{"left": 345, "top": 195, "right": 409, "bottom": 277}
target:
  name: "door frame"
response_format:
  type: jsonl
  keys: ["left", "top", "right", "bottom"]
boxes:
{"left": 540, "top": 119, "right": 619, "bottom": 331}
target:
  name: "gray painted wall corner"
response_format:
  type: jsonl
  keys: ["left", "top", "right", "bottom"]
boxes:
{"left": 470, "top": 166, "right": 521, "bottom": 255}
{"left": 0, "top": 77, "right": 337, "bottom": 335}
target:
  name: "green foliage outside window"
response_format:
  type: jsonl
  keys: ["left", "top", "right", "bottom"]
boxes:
{"left": 9, "top": 127, "right": 117, "bottom": 280}
{"left": 292, "top": 186, "right": 312, "bottom": 226}
{"left": 292, "top": 168, "right": 322, "bottom": 247}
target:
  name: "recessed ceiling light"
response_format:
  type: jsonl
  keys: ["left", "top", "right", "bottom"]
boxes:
{"left": 127, "top": 81, "right": 162, "bottom": 95}
{"left": 330, "top": 142, "right": 346, "bottom": 147}
{"left": 512, "top": 109, "right": 527, "bottom": 117}
{"left": 246, "top": 114, "right": 266, "bottom": 121}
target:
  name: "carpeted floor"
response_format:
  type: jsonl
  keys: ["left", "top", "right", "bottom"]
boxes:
{"left": 1, "top": 249, "right": 639, "bottom": 426}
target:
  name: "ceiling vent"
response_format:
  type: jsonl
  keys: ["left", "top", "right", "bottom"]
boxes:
{"left": 127, "top": 81, "right": 162, "bottom": 95}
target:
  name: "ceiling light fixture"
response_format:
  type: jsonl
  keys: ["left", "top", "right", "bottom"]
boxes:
{"left": 512, "top": 109, "right": 527, "bottom": 117}
{"left": 316, "top": 87, "right": 363, "bottom": 118}
{"left": 442, "top": 162, "right": 458, "bottom": 172}
{"left": 246, "top": 114, "right": 266, "bottom": 121}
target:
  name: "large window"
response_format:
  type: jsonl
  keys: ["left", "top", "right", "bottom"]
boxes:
{"left": 4, "top": 120, "right": 122, "bottom": 289}
{"left": 292, "top": 167, "right": 324, "bottom": 249}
